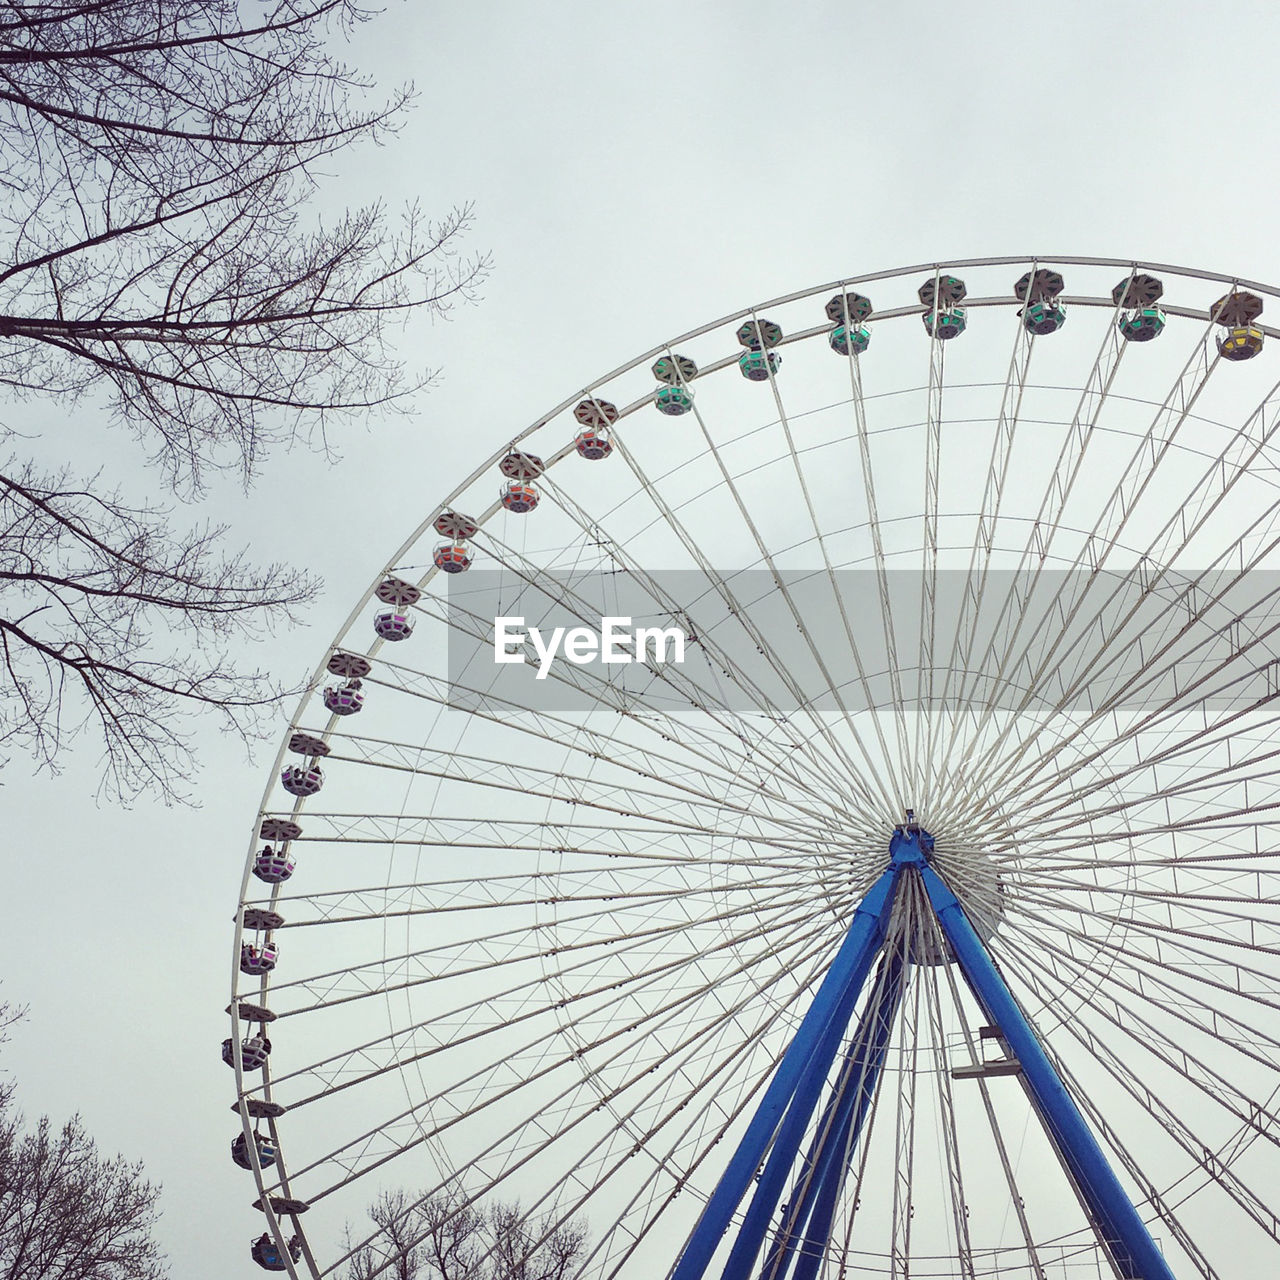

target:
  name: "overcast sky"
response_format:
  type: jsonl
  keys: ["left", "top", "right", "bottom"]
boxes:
{"left": 5, "top": 3, "right": 1280, "bottom": 1277}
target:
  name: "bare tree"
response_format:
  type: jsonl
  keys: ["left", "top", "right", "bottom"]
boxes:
{"left": 0, "top": 1114, "right": 168, "bottom": 1280}
{"left": 486, "top": 1201, "right": 587, "bottom": 1280}
{"left": 0, "top": 461, "right": 316, "bottom": 796}
{"left": 0, "top": 0, "right": 483, "bottom": 475}
{"left": 345, "top": 1190, "right": 588, "bottom": 1280}
{"left": 0, "top": 1000, "right": 23, "bottom": 1116}
{"left": 0, "top": 2, "right": 486, "bottom": 795}
{"left": 0, "top": 1002, "right": 169, "bottom": 1280}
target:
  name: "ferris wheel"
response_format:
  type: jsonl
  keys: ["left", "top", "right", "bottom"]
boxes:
{"left": 227, "top": 256, "right": 1280, "bottom": 1280}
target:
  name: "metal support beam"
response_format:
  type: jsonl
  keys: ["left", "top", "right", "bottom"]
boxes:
{"left": 669, "top": 858, "right": 906, "bottom": 1280}
{"left": 775, "top": 951, "right": 906, "bottom": 1280}
{"left": 920, "top": 863, "right": 1176, "bottom": 1280}
{"left": 719, "top": 925, "right": 885, "bottom": 1280}
{"left": 668, "top": 822, "right": 1176, "bottom": 1280}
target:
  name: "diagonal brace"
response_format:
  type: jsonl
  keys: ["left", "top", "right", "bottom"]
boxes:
{"left": 668, "top": 857, "right": 906, "bottom": 1280}
{"left": 920, "top": 863, "right": 1176, "bottom": 1280}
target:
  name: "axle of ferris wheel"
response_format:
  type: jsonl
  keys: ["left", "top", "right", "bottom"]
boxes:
{"left": 667, "top": 815, "right": 1177, "bottom": 1280}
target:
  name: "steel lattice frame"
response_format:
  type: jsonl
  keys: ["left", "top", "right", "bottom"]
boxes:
{"left": 229, "top": 257, "right": 1280, "bottom": 1280}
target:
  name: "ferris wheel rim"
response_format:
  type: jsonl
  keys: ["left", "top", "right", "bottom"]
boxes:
{"left": 230, "top": 255, "right": 1280, "bottom": 1280}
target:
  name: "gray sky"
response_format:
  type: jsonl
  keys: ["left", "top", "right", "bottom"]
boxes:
{"left": 5, "top": 2, "right": 1280, "bottom": 1277}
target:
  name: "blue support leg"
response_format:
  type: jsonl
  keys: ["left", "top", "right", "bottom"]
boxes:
{"left": 719, "top": 933, "right": 884, "bottom": 1280}
{"left": 668, "top": 862, "right": 904, "bottom": 1280}
{"left": 768, "top": 951, "right": 906, "bottom": 1280}
{"left": 920, "top": 864, "right": 1176, "bottom": 1280}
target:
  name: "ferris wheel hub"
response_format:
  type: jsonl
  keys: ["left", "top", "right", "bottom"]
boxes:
{"left": 887, "top": 816, "right": 935, "bottom": 864}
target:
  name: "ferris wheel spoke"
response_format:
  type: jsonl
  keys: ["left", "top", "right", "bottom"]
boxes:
{"left": 290, "top": 732, "right": 840, "bottom": 849}
{"left": 833, "top": 997, "right": 897, "bottom": 1273}
{"left": 996, "top": 927, "right": 1278, "bottom": 1262}
{"left": 994, "top": 900, "right": 1280, "bottom": 1060}
{"left": 529, "top": 925, "right": 886, "bottom": 1280}
{"left": 442, "top": 536, "right": 806, "bottom": 758}
{"left": 461, "top": 515, "right": 874, "bottom": 824}
{"left": 980, "top": 564, "right": 1280, "bottom": 822}
{"left": 1115, "top": 369, "right": 1280, "bottom": 582}
{"left": 527, "top": 449, "right": 860, "bottom": 778}
{"left": 1002, "top": 846, "right": 1280, "bottom": 875}
{"left": 1013, "top": 809, "right": 1280, "bottom": 864}
{"left": 996, "top": 919, "right": 1280, "bottom": 1168}
{"left": 889, "top": 954, "right": 921, "bottom": 1277}
{"left": 985, "top": 580, "right": 1280, "bottom": 818}
{"left": 934, "top": 325, "right": 1223, "bottom": 811}
{"left": 263, "top": 881, "right": 838, "bottom": 1103}
{"left": 682, "top": 362, "right": 900, "bottom": 811}
{"left": 1013, "top": 819, "right": 1274, "bottom": 890}
{"left": 1003, "top": 904, "right": 1280, "bottom": 1102}
{"left": 805, "top": 917, "right": 918, "bottom": 1279}
{"left": 1011, "top": 876, "right": 1280, "bottom": 941}
{"left": 266, "top": 872, "right": 822, "bottom": 1016}
{"left": 914, "top": 879, "right": 977, "bottom": 1279}
{"left": 1061, "top": 1088, "right": 1220, "bottom": 1280}
{"left": 837, "top": 327, "right": 916, "bottom": 807}
{"left": 260, "top": 853, "right": 819, "bottom": 932}
{"left": 291, "top": 901, "right": 847, "bottom": 1229}
{"left": 981, "top": 948, "right": 1207, "bottom": 1272}
{"left": 969, "top": 511, "right": 1280, "bottom": 823}
{"left": 251, "top": 846, "right": 831, "bottom": 934}
{"left": 1011, "top": 817, "right": 1261, "bottom": 872}
{"left": 933, "top": 924, "right": 1049, "bottom": 1280}
{"left": 930, "top": 294, "right": 1128, "bottom": 798}
{"left": 355, "top": 647, "right": 846, "bottom": 834}
{"left": 1008, "top": 885, "right": 1280, "bottom": 994}
{"left": 596, "top": 434, "right": 888, "bottom": 826}
{"left": 1006, "top": 822, "right": 1271, "bottom": 867}
{"left": 757, "top": 305, "right": 911, "bottom": 815}
{"left": 270, "top": 896, "right": 829, "bottom": 1105}
{"left": 332, "top": 905, "right": 850, "bottom": 1280}
{"left": 299, "top": 680, "right": 840, "bottom": 842}
{"left": 265, "top": 809, "right": 834, "bottom": 867}
{"left": 1010, "top": 699, "right": 1280, "bottom": 836}
{"left": 505, "top": 417, "right": 878, "bottom": 815}
{"left": 913, "top": 313, "right": 947, "bottom": 808}
{"left": 924, "top": 289, "right": 1036, "bottom": 805}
